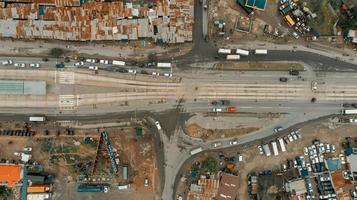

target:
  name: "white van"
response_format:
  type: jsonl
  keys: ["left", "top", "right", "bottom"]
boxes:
{"left": 118, "top": 185, "right": 129, "bottom": 190}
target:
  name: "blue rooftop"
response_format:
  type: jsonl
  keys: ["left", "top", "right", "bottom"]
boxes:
{"left": 244, "top": 0, "right": 266, "bottom": 10}
{"left": 326, "top": 158, "right": 341, "bottom": 171}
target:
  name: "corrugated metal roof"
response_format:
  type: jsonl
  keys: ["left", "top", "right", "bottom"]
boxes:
{"left": 0, "top": 0, "right": 193, "bottom": 43}
{"left": 0, "top": 164, "right": 22, "bottom": 188}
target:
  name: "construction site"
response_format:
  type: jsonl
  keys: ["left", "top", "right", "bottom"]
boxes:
{"left": 0, "top": 116, "right": 160, "bottom": 200}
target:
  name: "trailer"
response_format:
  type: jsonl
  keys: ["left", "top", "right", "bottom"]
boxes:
{"left": 27, "top": 185, "right": 50, "bottom": 193}
{"left": 263, "top": 144, "right": 271, "bottom": 156}
{"left": 271, "top": 141, "right": 279, "bottom": 156}
{"left": 254, "top": 49, "right": 268, "bottom": 55}
{"left": 77, "top": 185, "right": 109, "bottom": 193}
{"left": 27, "top": 193, "right": 51, "bottom": 200}
{"left": 235, "top": 49, "right": 249, "bottom": 56}
{"left": 190, "top": 147, "right": 203, "bottom": 155}
{"left": 157, "top": 62, "right": 172, "bottom": 68}
{"left": 226, "top": 55, "right": 240, "bottom": 60}
{"left": 29, "top": 116, "right": 45, "bottom": 122}
{"left": 278, "top": 138, "right": 286, "bottom": 152}
{"left": 343, "top": 109, "right": 357, "bottom": 114}
{"left": 112, "top": 60, "right": 126, "bottom": 66}
{"left": 218, "top": 48, "right": 231, "bottom": 54}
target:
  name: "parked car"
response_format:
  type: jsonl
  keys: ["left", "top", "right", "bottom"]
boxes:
{"left": 2, "top": 60, "right": 13, "bottom": 65}
{"left": 23, "top": 147, "right": 32, "bottom": 152}
{"left": 273, "top": 126, "right": 283, "bottom": 133}
{"left": 14, "top": 63, "right": 25, "bottom": 68}
{"left": 229, "top": 140, "right": 238, "bottom": 145}
{"left": 74, "top": 61, "right": 84, "bottom": 66}
{"left": 99, "top": 59, "right": 109, "bottom": 64}
{"left": 213, "top": 142, "right": 222, "bottom": 148}
{"left": 279, "top": 77, "right": 288, "bottom": 82}
{"left": 85, "top": 58, "right": 96, "bottom": 63}
{"left": 212, "top": 108, "right": 223, "bottom": 112}
{"left": 154, "top": 121, "right": 162, "bottom": 130}
{"left": 258, "top": 145, "right": 264, "bottom": 155}
{"left": 29, "top": 63, "right": 40, "bottom": 68}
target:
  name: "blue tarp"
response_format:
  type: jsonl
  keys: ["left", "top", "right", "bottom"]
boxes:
{"left": 326, "top": 159, "right": 341, "bottom": 171}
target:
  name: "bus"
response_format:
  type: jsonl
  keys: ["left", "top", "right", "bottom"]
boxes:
{"left": 218, "top": 48, "right": 231, "bottom": 54}
{"left": 29, "top": 116, "right": 45, "bottom": 122}
{"left": 157, "top": 62, "right": 172, "bottom": 68}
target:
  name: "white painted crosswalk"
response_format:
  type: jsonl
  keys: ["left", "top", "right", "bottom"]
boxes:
{"left": 58, "top": 71, "right": 75, "bottom": 84}
{"left": 59, "top": 95, "right": 79, "bottom": 110}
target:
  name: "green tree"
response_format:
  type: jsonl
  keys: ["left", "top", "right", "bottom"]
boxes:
{"left": 147, "top": 52, "right": 157, "bottom": 63}
{"left": 201, "top": 158, "right": 218, "bottom": 173}
{"left": 49, "top": 48, "right": 64, "bottom": 58}
{"left": 0, "top": 186, "right": 12, "bottom": 198}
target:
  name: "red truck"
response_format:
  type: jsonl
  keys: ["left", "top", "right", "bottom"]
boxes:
{"left": 226, "top": 106, "right": 237, "bottom": 112}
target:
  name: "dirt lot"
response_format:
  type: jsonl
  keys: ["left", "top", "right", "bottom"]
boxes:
{"left": 0, "top": 120, "right": 159, "bottom": 200}
{"left": 214, "top": 62, "right": 305, "bottom": 71}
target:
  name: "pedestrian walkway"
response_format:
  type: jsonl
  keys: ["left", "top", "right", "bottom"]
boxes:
{"left": 58, "top": 72, "right": 75, "bottom": 84}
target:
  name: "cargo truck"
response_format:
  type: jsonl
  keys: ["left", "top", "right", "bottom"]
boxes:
{"left": 271, "top": 141, "right": 279, "bottom": 156}
{"left": 112, "top": 60, "right": 126, "bottom": 66}
{"left": 190, "top": 147, "right": 203, "bottom": 155}
{"left": 77, "top": 185, "right": 109, "bottom": 193}
{"left": 226, "top": 55, "right": 240, "bottom": 60}
{"left": 27, "top": 193, "right": 51, "bottom": 200}
{"left": 27, "top": 185, "right": 50, "bottom": 193}
{"left": 226, "top": 106, "right": 237, "bottom": 112}
{"left": 278, "top": 138, "right": 286, "bottom": 152}
{"left": 29, "top": 116, "right": 45, "bottom": 122}
{"left": 263, "top": 144, "right": 271, "bottom": 156}
{"left": 254, "top": 49, "right": 268, "bottom": 55}
{"left": 235, "top": 49, "right": 249, "bottom": 56}
{"left": 157, "top": 62, "right": 172, "bottom": 68}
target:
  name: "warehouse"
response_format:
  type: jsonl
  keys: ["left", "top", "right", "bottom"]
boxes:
{"left": 0, "top": 80, "right": 46, "bottom": 95}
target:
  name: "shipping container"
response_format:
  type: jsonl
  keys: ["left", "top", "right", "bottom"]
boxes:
{"left": 122, "top": 166, "right": 128, "bottom": 180}
{"left": 29, "top": 116, "right": 45, "bottom": 122}
{"left": 27, "top": 185, "right": 50, "bottom": 193}
{"left": 278, "top": 138, "right": 286, "bottom": 152}
{"left": 27, "top": 193, "right": 51, "bottom": 200}
{"left": 235, "top": 49, "right": 249, "bottom": 56}
{"left": 343, "top": 109, "right": 357, "bottom": 114}
{"left": 254, "top": 49, "right": 268, "bottom": 55}
{"left": 190, "top": 147, "right": 203, "bottom": 155}
{"left": 271, "top": 141, "right": 279, "bottom": 156}
{"left": 263, "top": 144, "right": 271, "bottom": 156}
{"left": 218, "top": 48, "right": 231, "bottom": 54}
{"left": 226, "top": 55, "right": 240, "bottom": 60}
{"left": 112, "top": 60, "right": 126, "bottom": 66}
{"left": 157, "top": 62, "right": 172, "bottom": 68}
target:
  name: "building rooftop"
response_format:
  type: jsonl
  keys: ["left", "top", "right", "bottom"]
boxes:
{"left": 331, "top": 170, "right": 353, "bottom": 192}
{"left": 285, "top": 178, "right": 306, "bottom": 195}
{"left": 0, "top": 80, "right": 46, "bottom": 95}
{"left": 347, "top": 154, "right": 357, "bottom": 172}
{"left": 0, "top": 0, "right": 193, "bottom": 43}
{"left": 187, "top": 178, "right": 220, "bottom": 200}
{"left": 216, "top": 173, "right": 239, "bottom": 200}
{"left": 0, "top": 164, "right": 23, "bottom": 188}
{"left": 326, "top": 158, "right": 341, "bottom": 171}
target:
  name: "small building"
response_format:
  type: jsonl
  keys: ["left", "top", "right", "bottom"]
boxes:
{"left": 245, "top": 0, "right": 266, "bottom": 11}
{"left": 0, "top": 164, "right": 23, "bottom": 188}
{"left": 187, "top": 178, "right": 219, "bottom": 200}
{"left": 285, "top": 178, "right": 306, "bottom": 196}
{"left": 347, "top": 30, "right": 357, "bottom": 44}
{"left": 215, "top": 173, "right": 240, "bottom": 200}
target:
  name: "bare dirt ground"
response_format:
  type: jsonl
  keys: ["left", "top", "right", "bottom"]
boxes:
{"left": 184, "top": 113, "right": 280, "bottom": 140}
{"left": 236, "top": 118, "right": 356, "bottom": 200}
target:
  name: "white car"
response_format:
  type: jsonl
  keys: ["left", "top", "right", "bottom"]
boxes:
{"left": 164, "top": 73, "right": 173, "bottom": 77}
{"left": 85, "top": 58, "right": 96, "bottom": 63}
{"left": 152, "top": 72, "right": 160, "bottom": 76}
{"left": 155, "top": 121, "right": 162, "bottom": 130}
{"left": 331, "top": 144, "right": 336, "bottom": 152}
{"left": 292, "top": 32, "right": 300, "bottom": 39}
{"left": 2, "top": 60, "right": 13, "bottom": 65}
{"left": 14, "top": 63, "right": 25, "bottom": 68}
{"left": 89, "top": 66, "right": 98, "bottom": 70}
{"left": 229, "top": 140, "right": 238, "bottom": 145}
{"left": 258, "top": 145, "right": 264, "bottom": 155}
{"left": 213, "top": 142, "right": 222, "bottom": 148}
{"left": 288, "top": 134, "right": 294, "bottom": 142}
{"left": 29, "top": 63, "right": 40, "bottom": 68}
{"left": 128, "top": 69, "right": 137, "bottom": 74}
{"left": 99, "top": 59, "right": 109, "bottom": 64}
{"left": 23, "top": 147, "right": 32, "bottom": 152}
{"left": 304, "top": 147, "right": 309, "bottom": 156}
{"left": 326, "top": 144, "right": 331, "bottom": 153}
{"left": 212, "top": 108, "right": 223, "bottom": 112}
{"left": 238, "top": 155, "right": 243, "bottom": 162}
{"left": 74, "top": 61, "right": 84, "bottom": 66}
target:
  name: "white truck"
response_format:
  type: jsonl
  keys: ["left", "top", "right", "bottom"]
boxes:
{"left": 278, "top": 138, "right": 286, "bottom": 152}
{"left": 190, "top": 147, "right": 203, "bottom": 155}
{"left": 263, "top": 144, "right": 271, "bottom": 156}
{"left": 2, "top": 60, "right": 13, "bottom": 65}
{"left": 27, "top": 193, "right": 51, "bottom": 200}
{"left": 226, "top": 55, "right": 240, "bottom": 60}
{"left": 112, "top": 60, "right": 126, "bottom": 66}
{"left": 271, "top": 141, "right": 279, "bottom": 156}
{"left": 218, "top": 48, "right": 231, "bottom": 54}
{"left": 343, "top": 109, "right": 357, "bottom": 114}
{"left": 29, "top": 116, "right": 45, "bottom": 122}
{"left": 235, "top": 49, "right": 249, "bottom": 56}
{"left": 254, "top": 49, "right": 268, "bottom": 55}
{"left": 157, "top": 62, "right": 172, "bottom": 68}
